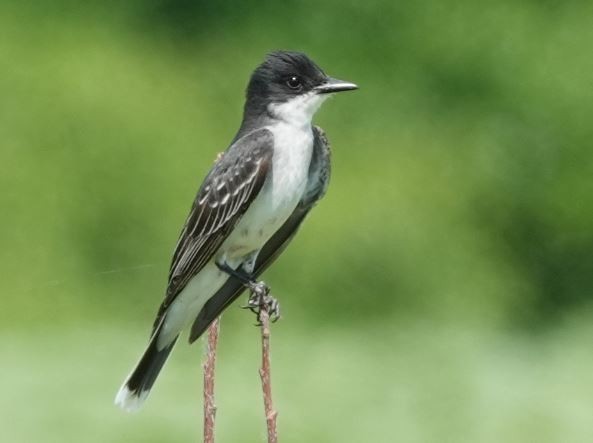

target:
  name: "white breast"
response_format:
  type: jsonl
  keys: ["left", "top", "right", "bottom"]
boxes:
{"left": 268, "top": 121, "right": 314, "bottom": 211}
{"left": 222, "top": 121, "right": 314, "bottom": 259}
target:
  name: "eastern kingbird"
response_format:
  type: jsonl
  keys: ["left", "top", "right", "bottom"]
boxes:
{"left": 115, "top": 51, "right": 357, "bottom": 411}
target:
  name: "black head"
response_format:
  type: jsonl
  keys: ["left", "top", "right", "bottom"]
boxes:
{"left": 244, "top": 51, "right": 357, "bottom": 118}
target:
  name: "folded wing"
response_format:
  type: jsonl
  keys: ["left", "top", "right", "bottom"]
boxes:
{"left": 188, "top": 126, "right": 332, "bottom": 342}
{"left": 152, "top": 128, "right": 275, "bottom": 334}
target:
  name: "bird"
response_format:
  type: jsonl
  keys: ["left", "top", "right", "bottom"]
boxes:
{"left": 115, "top": 50, "right": 357, "bottom": 411}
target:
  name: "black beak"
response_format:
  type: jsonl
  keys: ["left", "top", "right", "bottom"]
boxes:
{"left": 314, "top": 77, "right": 358, "bottom": 94}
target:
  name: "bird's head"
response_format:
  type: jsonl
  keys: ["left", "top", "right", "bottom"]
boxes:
{"left": 245, "top": 51, "right": 357, "bottom": 126}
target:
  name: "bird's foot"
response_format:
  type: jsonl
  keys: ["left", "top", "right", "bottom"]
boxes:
{"left": 242, "top": 281, "right": 281, "bottom": 325}
{"left": 216, "top": 261, "right": 280, "bottom": 324}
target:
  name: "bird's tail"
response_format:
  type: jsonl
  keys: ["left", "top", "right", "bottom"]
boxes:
{"left": 115, "top": 320, "right": 178, "bottom": 412}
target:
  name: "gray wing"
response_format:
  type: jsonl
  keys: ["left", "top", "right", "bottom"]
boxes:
{"left": 152, "top": 128, "right": 274, "bottom": 332}
{"left": 188, "top": 125, "right": 331, "bottom": 342}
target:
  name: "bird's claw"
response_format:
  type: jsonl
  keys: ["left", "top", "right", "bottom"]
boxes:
{"left": 216, "top": 261, "right": 281, "bottom": 324}
{"left": 244, "top": 281, "right": 280, "bottom": 324}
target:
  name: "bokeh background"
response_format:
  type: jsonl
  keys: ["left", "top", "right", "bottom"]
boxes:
{"left": 2, "top": 1, "right": 593, "bottom": 441}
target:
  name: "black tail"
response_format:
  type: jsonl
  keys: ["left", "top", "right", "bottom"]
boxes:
{"left": 115, "top": 324, "right": 178, "bottom": 412}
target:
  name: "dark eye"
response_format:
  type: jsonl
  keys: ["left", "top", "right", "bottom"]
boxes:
{"left": 286, "top": 75, "right": 302, "bottom": 89}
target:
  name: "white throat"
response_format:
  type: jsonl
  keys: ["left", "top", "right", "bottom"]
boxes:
{"left": 268, "top": 92, "right": 329, "bottom": 128}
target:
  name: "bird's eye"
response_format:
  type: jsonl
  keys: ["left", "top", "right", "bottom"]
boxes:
{"left": 286, "top": 76, "right": 302, "bottom": 89}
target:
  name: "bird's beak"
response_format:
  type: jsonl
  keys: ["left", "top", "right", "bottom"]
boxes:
{"left": 314, "top": 77, "right": 358, "bottom": 94}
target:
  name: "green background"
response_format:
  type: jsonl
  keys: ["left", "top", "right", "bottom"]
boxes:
{"left": 2, "top": 1, "right": 593, "bottom": 441}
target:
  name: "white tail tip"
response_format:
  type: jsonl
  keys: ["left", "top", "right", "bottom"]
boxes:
{"left": 115, "top": 384, "right": 148, "bottom": 412}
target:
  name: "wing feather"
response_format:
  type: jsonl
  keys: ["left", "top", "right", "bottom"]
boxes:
{"left": 153, "top": 129, "right": 274, "bottom": 328}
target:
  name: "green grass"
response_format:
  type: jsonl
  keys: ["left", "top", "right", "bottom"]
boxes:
{"left": 3, "top": 315, "right": 593, "bottom": 442}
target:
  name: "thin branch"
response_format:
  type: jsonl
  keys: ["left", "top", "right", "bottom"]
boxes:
{"left": 258, "top": 307, "right": 278, "bottom": 443}
{"left": 203, "top": 317, "right": 221, "bottom": 443}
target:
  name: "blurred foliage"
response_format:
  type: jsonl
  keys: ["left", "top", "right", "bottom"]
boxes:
{"left": 1, "top": 0, "right": 593, "bottom": 441}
